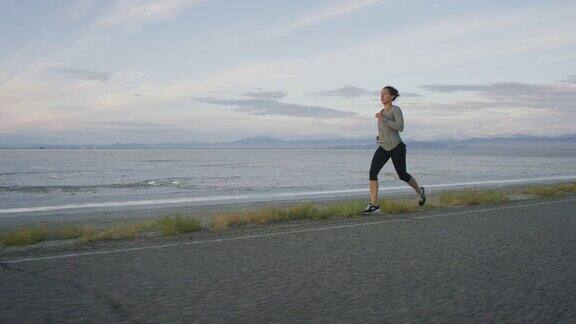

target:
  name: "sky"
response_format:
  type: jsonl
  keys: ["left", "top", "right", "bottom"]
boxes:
{"left": 1, "top": 0, "right": 575, "bottom": 145}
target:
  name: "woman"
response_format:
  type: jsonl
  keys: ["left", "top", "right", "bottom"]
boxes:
{"left": 363, "top": 86, "right": 425, "bottom": 215}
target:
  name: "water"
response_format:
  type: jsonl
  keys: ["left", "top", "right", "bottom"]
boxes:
{"left": 1, "top": 148, "right": 576, "bottom": 214}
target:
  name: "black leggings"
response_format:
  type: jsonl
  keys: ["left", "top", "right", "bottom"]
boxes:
{"left": 369, "top": 142, "right": 412, "bottom": 182}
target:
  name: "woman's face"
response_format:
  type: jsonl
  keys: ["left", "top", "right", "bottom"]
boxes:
{"left": 380, "top": 88, "right": 394, "bottom": 105}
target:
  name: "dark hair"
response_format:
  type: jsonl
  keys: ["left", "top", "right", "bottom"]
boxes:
{"left": 383, "top": 86, "right": 400, "bottom": 101}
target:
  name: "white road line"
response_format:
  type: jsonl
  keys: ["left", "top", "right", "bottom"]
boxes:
{"left": 1, "top": 198, "right": 574, "bottom": 264}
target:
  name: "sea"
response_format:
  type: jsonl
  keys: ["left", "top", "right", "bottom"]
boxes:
{"left": 1, "top": 148, "right": 576, "bottom": 215}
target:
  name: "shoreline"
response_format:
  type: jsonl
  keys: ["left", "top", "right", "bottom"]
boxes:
{"left": 1, "top": 177, "right": 576, "bottom": 231}
{"left": 0, "top": 179, "right": 573, "bottom": 231}
{"left": 3, "top": 176, "right": 576, "bottom": 216}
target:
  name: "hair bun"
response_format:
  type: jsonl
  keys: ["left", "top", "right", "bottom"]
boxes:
{"left": 383, "top": 86, "right": 400, "bottom": 101}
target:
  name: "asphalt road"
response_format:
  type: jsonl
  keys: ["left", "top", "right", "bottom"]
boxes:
{"left": 1, "top": 198, "right": 576, "bottom": 323}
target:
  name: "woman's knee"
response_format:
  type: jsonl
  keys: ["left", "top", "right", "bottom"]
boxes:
{"left": 399, "top": 173, "right": 412, "bottom": 182}
{"left": 369, "top": 171, "right": 378, "bottom": 181}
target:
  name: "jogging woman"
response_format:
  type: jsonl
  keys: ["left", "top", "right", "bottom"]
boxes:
{"left": 363, "top": 86, "right": 426, "bottom": 215}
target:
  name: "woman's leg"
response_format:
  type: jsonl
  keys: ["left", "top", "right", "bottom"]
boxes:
{"left": 391, "top": 143, "right": 422, "bottom": 195}
{"left": 369, "top": 180, "right": 379, "bottom": 206}
{"left": 407, "top": 177, "right": 422, "bottom": 194}
{"left": 369, "top": 147, "right": 391, "bottom": 205}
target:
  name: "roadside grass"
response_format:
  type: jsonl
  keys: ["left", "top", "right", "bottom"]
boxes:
{"left": 156, "top": 215, "right": 202, "bottom": 236}
{"left": 439, "top": 189, "right": 509, "bottom": 206}
{"left": 212, "top": 204, "right": 324, "bottom": 232}
{"left": 212, "top": 199, "right": 417, "bottom": 231}
{"left": 55, "top": 225, "right": 85, "bottom": 240}
{"left": 79, "top": 222, "right": 154, "bottom": 243}
{"left": 523, "top": 182, "right": 576, "bottom": 198}
{"left": 3, "top": 182, "right": 575, "bottom": 247}
{"left": 0, "top": 224, "right": 90, "bottom": 247}
{"left": 0, "top": 226, "right": 51, "bottom": 246}
{"left": 0, "top": 198, "right": 420, "bottom": 244}
{"left": 0, "top": 216, "right": 198, "bottom": 247}
{"left": 321, "top": 200, "right": 366, "bottom": 218}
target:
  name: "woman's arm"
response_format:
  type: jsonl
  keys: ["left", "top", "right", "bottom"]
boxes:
{"left": 382, "top": 107, "right": 404, "bottom": 132}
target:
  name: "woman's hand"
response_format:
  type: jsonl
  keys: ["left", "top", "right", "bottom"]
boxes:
{"left": 375, "top": 112, "right": 384, "bottom": 121}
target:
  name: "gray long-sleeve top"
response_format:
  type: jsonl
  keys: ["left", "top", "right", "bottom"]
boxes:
{"left": 376, "top": 105, "right": 404, "bottom": 151}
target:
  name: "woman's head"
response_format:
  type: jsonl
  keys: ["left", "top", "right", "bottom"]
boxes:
{"left": 381, "top": 86, "right": 399, "bottom": 104}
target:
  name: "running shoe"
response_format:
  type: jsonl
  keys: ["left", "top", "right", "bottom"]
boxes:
{"left": 418, "top": 187, "right": 426, "bottom": 206}
{"left": 363, "top": 204, "right": 381, "bottom": 215}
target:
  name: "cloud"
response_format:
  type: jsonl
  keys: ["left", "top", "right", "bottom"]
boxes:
{"left": 263, "top": 0, "right": 382, "bottom": 38}
{"left": 49, "top": 105, "right": 91, "bottom": 113}
{"left": 288, "top": 0, "right": 381, "bottom": 29}
{"left": 94, "top": 122, "right": 174, "bottom": 128}
{"left": 406, "top": 78, "right": 576, "bottom": 138}
{"left": 195, "top": 97, "right": 355, "bottom": 118}
{"left": 244, "top": 89, "right": 287, "bottom": 99}
{"left": 55, "top": 68, "right": 111, "bottom": 82}
{"left": 94, "top": 0, "right": 201, "bottom": 30}
{"left": 312, "top": 85, "right": 378, "bottom": 98}
{"left": 311, "top": 86, "right": 423, "bottom": 98}
{"left": 420, "top": 80, "right": 576, "bottom": 110}
{"left": 1, "top": 126, "right": 208, "bottom": 145}
{"left": 406, "top": 100, "right": 535, "bottom": 114}
{"left": 4, "top": 1, "right": 576, "bottom": 143}
{"left": 402, "top": 92, "right": 424, "bottom": 98}
{"left": 119, "top": 128, "right": 181, "bottom": 135}
{"left": 68, "top": 0, "right": 97, "bottom": 20}
{"left": 421, "top": 82, "right": 540, "bottom": 94}
{"left": 255, "top": 3, "right": 576, "bottom": 85}
{"left": 562, "top": 75, "right": 576, "bottom": 84}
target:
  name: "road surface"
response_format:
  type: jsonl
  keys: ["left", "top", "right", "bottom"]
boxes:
{"left": 1, "top": 197, "right": 576, "bottom": 322}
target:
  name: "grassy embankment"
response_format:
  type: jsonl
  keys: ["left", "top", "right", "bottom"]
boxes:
{"left": 0, "top": 216, "right": 201, "bottom": 247}
{"left": 1, "top": 182, "right": 575, "bottom": 247}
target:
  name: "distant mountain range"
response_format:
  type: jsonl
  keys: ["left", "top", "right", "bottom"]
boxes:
{"left": 1, "top": 134, "right": 575, "bottom": 149}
